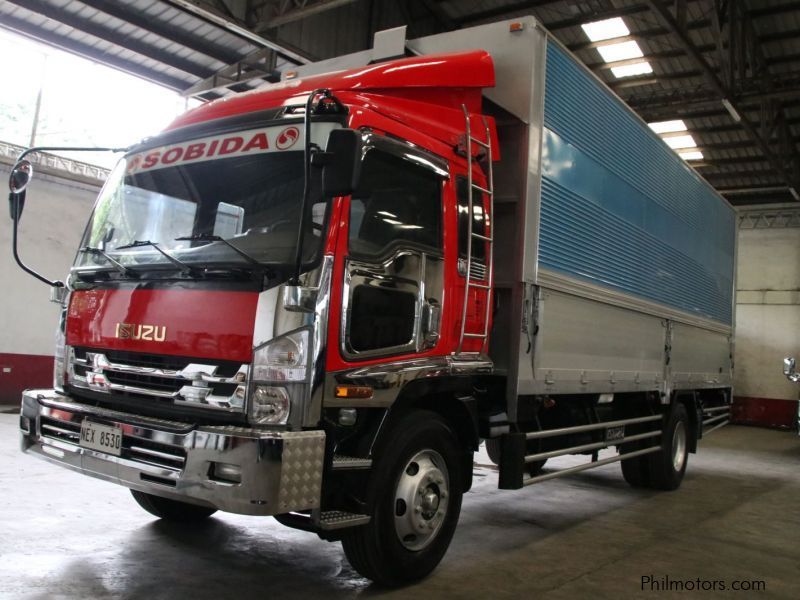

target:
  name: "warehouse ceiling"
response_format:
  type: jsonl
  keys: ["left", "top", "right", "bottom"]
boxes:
{"left": 1, "top": 0, "right": 799, "bottom": 206}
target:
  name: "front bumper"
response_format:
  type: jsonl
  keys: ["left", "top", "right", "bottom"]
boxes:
{"left": 19, "top": 389, "right": 325, "bottom": 516}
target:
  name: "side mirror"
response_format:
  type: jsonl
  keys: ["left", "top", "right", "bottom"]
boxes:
{"left": 319, "top": 129, "right": 361, "bottom": 197}
{"left": 784, "top": 357, "right": 799, "bottom": 383}
{"left": 9, "top": 160, "right": 33, "bottom": 194}
{"left": 8, "top": 160, "right": 32, "bottom": 221}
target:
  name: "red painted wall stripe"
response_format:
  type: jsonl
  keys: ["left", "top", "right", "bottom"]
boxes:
{"left": 0, "top": 353, "right": 53, "bottom": 405}
{"left": 732, "top": 396, "right": 798, "bottom": 430}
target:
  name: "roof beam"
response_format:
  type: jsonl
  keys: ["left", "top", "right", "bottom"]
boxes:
{"left": 622, "top": 76, "right": 800, "bottom": 109}
{"left": 0, "top": 12, "right": 189, "bottom": 90}
{"left": 704, "top": 169, "right": 782, "bottom": 180}
{"left": 254, "top": 0, "right": 358, "bottom": 30}
{"left": 76, "top": 0, "right": 243, "bottom": 65}
{"left": 166, "top": 0, "right": 311, "bottom": 64}
{"left": 7, "top": 0, "right": 216, "bottom": 79}
{"left": 455, "top": 1, "right": 575, "bottom": 26}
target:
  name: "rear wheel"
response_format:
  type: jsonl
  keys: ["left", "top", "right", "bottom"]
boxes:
{"left": 620, "top": 404, "right": 689, "bottom": 490}
{"left": 647, "top": 403, "right": 689, "bottom": 490}
{"left": 341, "top": 411, "right": 465, "bottom": 586}
{"left": 130, "top": 490, "right": 217, "bottom": 522}
{"left": 620, "top": 448, "right": 650, "bottom": 488}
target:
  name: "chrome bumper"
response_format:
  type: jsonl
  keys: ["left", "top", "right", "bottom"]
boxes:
{"left": 19, "top": 389, "right": 325, "bottom": 516}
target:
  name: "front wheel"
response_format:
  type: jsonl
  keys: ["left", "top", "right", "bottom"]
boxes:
{"left": 130, "top": 490, "right": 217, "bottom": 522}
{"left": 341, "top": 411, "right": 465, "bottom": 586}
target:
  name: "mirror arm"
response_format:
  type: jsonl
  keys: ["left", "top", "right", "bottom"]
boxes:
{"left": 14, "top": 145, "right": 128, "bottom": 163}
{"left": 290, "top": 88, "right": 333, "bottom": 286}
{"left": 8, "top": 145, "right": 126, "bottom": 288}
{"left": 10, "top": 193, "right": 62, "bottom": 288}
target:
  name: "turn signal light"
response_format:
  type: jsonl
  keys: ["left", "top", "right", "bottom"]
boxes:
{"left": 509, "top": 22, "right": 525, "bottom": 32}
{"left": 335, "top": 385, "right": 374, "bottom": 399}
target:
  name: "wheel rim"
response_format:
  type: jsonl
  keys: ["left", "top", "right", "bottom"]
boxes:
{"left": 672, "top": 421, "right": 687, "bottom": 472}
{"left": 393, "top": 449, "right": 449, "bottom": 551}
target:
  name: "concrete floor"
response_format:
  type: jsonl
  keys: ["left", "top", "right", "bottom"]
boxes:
{"left": 1, "top": 413, "right": 799, "bottom": 599}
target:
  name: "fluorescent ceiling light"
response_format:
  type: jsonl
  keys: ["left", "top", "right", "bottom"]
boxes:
{"left": 597, "top": 41, "right": 643, "bottom": 63}
{"left": 679, "top": 150, "right": 704, "bottom": 161}
{"left": 581, "top": 18, "right": 630, "bottom": 42}
{"left": 721, "top": 98, "right": 742, "bottom": 123}
{"left": 649, "top": 120, "right": 687, "bottom": 134}
{"left": 665, "top": 135, "right": 697, "bottom": 150}
{"left": 611, "top": 62, "right": 653, "bottom": 78}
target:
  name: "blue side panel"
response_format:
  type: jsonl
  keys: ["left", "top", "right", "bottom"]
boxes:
{"left": 541, "top": 41, "right": 735, "bottom": 325}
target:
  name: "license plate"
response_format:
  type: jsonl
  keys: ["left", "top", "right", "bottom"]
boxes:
{"left": 80, "top": 420, "right": 122, "bottom": 456}
{"left": 605, "top": 426, "right": 625, "bottom": 442}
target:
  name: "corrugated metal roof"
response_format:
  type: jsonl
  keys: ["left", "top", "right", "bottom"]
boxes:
{"left": 1, "top": 0, "right": 798, "bottom": 205}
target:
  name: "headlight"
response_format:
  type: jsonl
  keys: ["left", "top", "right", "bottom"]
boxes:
{"left": 251, "top": 385, "right": 291, "bottom": 424}
{"left": 252, "top": 332, "right": 307, "bottom": 382}
{"left": 53, "top": 309, "right": 68, "bottom": 392}
{"left": 249, "top": 329, "right": 310, "bottom": 425}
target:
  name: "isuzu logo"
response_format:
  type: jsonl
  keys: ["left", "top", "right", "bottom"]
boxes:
{"left": 115, "top": 323, "right": 167, "bottom": 342}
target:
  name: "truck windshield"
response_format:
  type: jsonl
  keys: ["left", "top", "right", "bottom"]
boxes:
{"left": 75, "top": 124, "right": 329, "bottom": 274}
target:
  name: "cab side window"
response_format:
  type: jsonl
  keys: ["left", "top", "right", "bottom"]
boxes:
{"left": 349, "top": 151, "right": 442, "bottom": 258}
{"left": 456, "top": 176, "right": 487, "bottom": 264}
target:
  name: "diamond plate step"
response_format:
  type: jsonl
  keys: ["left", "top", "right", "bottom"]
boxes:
{"left": 319, "top": 511, "right": 370, "bottom": 530}
{"left": 332, "top": 455, "right": 372, "bottom": 470}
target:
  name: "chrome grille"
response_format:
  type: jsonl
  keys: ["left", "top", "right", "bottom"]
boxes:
{"left": 68, "top": 347, "right": 249, "bottom": 412}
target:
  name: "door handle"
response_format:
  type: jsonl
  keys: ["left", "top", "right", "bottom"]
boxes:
{"left": 422, "top": 299, "right": 441, "bottom": 348}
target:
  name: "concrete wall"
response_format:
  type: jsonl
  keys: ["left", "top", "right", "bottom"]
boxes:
{"left": 0, "top": 162, "right": 99, "bottom": 403}
{"left": 733, "top": 223, "right": 800, "bottom": 428}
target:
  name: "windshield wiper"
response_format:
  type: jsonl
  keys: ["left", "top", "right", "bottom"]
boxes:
{"left": 78, "top": 246, "right": 139, "bottom": 278}
{"left": 116, "top": 240, "right": 201, "bottom": 277}
{"left": 175, "top": 234, "right": 263, "bottom": 266}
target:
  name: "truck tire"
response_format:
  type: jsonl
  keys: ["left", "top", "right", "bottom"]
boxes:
{"left": 620, "top": 449, "right": 650, "bottom": 488}
{"left": 485, "top": 438, "right": 547, "bottom": 475}
{"left": 130, "top": 490, "right": 217, "bottom": 522}
{"left": 484, "top": 438, "right": 501, "bottom": 464}
{"left": 341, "top": 411, "right": 464, "bottom": 586}
{"left": 646, "top": 403, "right": 690, "bottom": 490}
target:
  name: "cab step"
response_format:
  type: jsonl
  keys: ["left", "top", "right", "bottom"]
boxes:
{"left": 319, "top": 511, "right": 371, "bottom": 530}
{"left": 332, "top": 455, "right": 372, "bottom": 470}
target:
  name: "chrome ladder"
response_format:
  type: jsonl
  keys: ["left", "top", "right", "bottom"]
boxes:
{"left": 456, "top": 104, "right": 495, "bottom": 356}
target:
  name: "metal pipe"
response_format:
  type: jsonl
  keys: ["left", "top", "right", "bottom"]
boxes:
{"left": 522, "top": 445, "right": 662, "bottom": 486}
{"left": 704, "top": 419, "right": 730, "bottom": 435}
{"left": 524, "top": 430, "right": 661, "bottom": 463}
{"left": 703, "top": 406, "right": 732, "bottom": 413}
{"left": 703, "top": 413, "right": 729, "bottom": 427}
{"left": 167, "top": 0, "right": 310, "bottom": 65}
{"left": 290, "top": 88, "right": 329, "bottom": 285}
{"left": 720, "top": 186, "right": 790, "bottom": 195}
{"left": 525, "top": 414, "right": 662, "bottom": 440}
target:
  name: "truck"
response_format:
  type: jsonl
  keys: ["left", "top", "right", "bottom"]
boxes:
{"left": 10, "top": 18, "right": 735, "bottom": 586}
{"left": 783, "top": 357, "right": 800, "bottom": 432}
